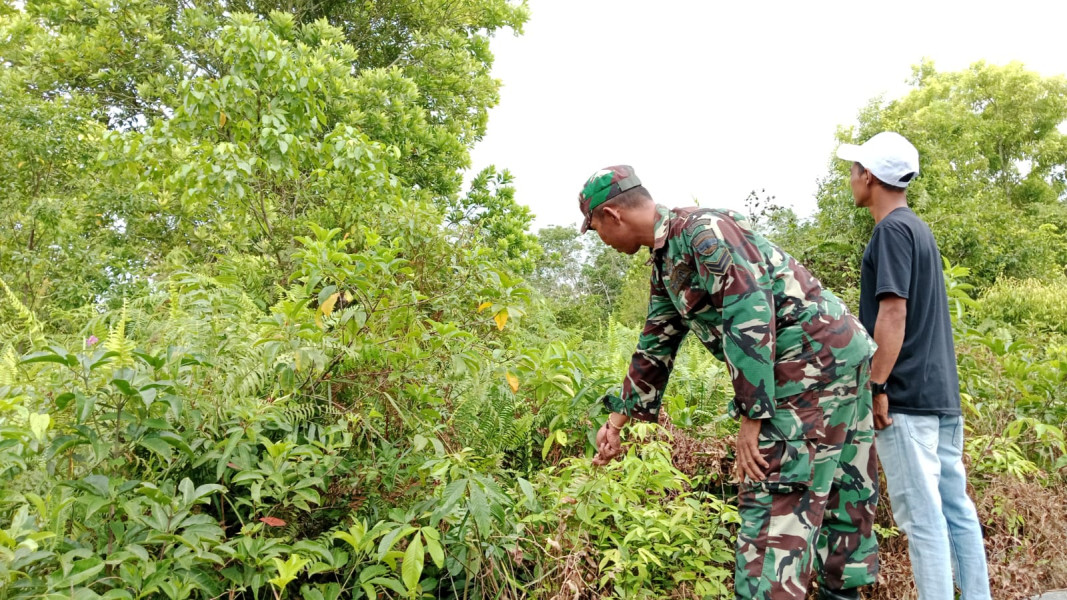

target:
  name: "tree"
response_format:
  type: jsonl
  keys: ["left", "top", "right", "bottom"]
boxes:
{"left": 1, "top": 1, "right": 532, "bottom": 315}
{"left": 446, "top": 167, "right": 541, "bottom": 275}
{"left": 1, "top": 0, "right": 526, "bottom": 198}
{"left": 528, "top": 225, "right": 639, "bottom": 330}
{"left": 806, "top": 60, "right": 1067, "bottom": 292}
{"left": 0, "top": 73, "right": 129, "bottom": 324}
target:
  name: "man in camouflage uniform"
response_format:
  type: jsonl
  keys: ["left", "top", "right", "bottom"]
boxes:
{"left": 580, "top": 166, "right": 878, "bottom": 600}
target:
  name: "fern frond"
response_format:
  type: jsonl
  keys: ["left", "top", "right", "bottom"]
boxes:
{"left": 0, "top": 344, "right": 19, "bottom": 386}
{"left": 105, "top": 299, "right": 136, "bottom": 368}
{"left": 0, "top": 277, "right": 44, "bottom": 345}
{"left": 168, "top": 279, "right": 183, "bottom": 323}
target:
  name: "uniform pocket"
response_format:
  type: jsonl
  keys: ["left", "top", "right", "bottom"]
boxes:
{"left": 746, "top": 406, "right": 825, "bottom": 494}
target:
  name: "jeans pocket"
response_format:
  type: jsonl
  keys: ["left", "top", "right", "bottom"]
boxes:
{"left": 903, "top": 414, "right": 938, "bottom": 452}
{"left": 951, "top": 416, "right": 964, "bottom": 452}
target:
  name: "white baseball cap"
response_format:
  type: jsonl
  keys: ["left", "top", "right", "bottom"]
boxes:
{"left": 835, "top": 132, "right": 920, "bottom": 188}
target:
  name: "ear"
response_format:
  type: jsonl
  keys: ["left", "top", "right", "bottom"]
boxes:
{"left": 602, "top": 205, "right": 623, "bottom": 224}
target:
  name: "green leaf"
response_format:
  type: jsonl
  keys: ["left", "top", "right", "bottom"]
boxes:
{"left": 138, "top": 436, "right": 173, "bottom": 459}
{"left": 377, "top": 526, "right": 416, "bottom": 561}
{"left": 55, "top": 392, "right": 76, "bottom": 409}
{"left": 555, "top": 429, "right": 568, "bottom": 446}
{"left": 29, "top": 412, "right": 50, "bottom": 441}
{"left": 423, "top": 532, "right": 444, "bottom": 569}
{"left": 156, "top": 431, "right": 193, "bottom": 456}
{"left": 111, "top": 378, "right": 137, "bottom": 396}
{"left": 269, "top": 554, "right": 309, "bottom": 590}
{"left": 75, "top": 394, "right": 96, "bottom": 424}
{"left": 401, "top": 533, "right": 423, "bottom": 592}
{"left": 21, "top": 351, "right": 70, "bottom": 366}
{"left": 216, "top": 429, "right": 246, "bottom": 479}
{"left": 49, "top": 434, "right": 89, "bottom": 458}
{"left": 430, "top": 479, "right": 466, "bottom": 525}
{"left": 72, "top": 474, "right": 109, "bottom": 497}
{"left": 64, "top": 556, "right": 105, "bottom": 586}
{"left": 367, "top": 577, "right": 407, "bottom": 595}
{"left": 517, "top": 477, "right": 539, "bottom": 511}
{"left": 468, "top": 483, "right": 490, "bottom": 537}
{"left": 541, "top": 434, "right": 554, "bottom": 461}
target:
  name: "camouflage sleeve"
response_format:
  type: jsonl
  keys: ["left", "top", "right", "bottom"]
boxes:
{"left": 689, "top": 218, "right": 777, "bottom": 420}
{"left": 604, "top": 268, "right": 689, "bottom": 423}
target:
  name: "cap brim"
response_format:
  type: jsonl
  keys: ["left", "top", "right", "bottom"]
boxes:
{"left": 579, "top": 216, "right": 591, "bottom": 234}
{"left": 835, "top": 143, "right": 864, "bottom": 162}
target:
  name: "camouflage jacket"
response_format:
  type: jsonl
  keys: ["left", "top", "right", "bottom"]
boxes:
{"left": 607, "top": 205, "right": 875, "bottom": 426}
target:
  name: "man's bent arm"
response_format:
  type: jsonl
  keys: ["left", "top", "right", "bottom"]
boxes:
{"left": 871, "top": 295, "right": 906, "bottom": 382}
{"left": 606, "top": 274, "right": 688, "bottom": 423}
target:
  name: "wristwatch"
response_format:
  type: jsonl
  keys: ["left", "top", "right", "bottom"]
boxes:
{"left": 871, "top": 381, "right": 887, "bottom": 396}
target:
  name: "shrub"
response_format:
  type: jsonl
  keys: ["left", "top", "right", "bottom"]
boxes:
{"left": 975, "top": 276, "right": 1067, "bottom": 334}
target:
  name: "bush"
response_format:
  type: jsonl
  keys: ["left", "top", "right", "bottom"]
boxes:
{"left": 974, "top": 276, "right": 1067, "bottom": 334}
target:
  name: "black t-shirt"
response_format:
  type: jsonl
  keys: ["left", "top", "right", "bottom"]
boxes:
{"left": 859, "top": 207, "right": 961, "bottom": 416}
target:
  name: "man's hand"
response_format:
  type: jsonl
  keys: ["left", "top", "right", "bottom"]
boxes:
{"left": 873, "top": 393, "right": 893, "bottom": 430}
{"left": 592, "top": 415, "right": 626, "bottom": 466}
{"left": 735, "top": 415, "right": 770, "bottom": 482}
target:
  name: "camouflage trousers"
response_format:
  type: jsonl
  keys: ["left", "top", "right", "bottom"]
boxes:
{"left": 734, "top": 364, "right": 878, "bottom": 600}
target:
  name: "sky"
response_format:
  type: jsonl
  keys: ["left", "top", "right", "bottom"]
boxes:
{"left": 467, "top": 0, "right": 1067, "bottom": 230}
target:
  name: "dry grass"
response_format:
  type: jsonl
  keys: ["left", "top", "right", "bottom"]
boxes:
{"left": 662, "top": 415, "right": 1067, "bottom": 600}
{"left": 853, "top": 473, "right": 1067, "bottom": 600}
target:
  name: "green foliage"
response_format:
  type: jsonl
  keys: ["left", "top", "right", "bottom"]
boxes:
{"left": 529, "top": 225, "right": 641, "bottom": 331}
{"left": 807, "top": 61, "right": 1067, "bottom": 292}
{"left": 974, "top": 275, "right": 1067, "bottom": 334}
{"left": 524, "top": 425, "right": 737, "bottom": 599}
{"left": 447, "top": 167, "right": 542, "bottom": 275}
{"left": 951, "top": 273, "right": 1067, "bottom": 478}
{"left": 4, "top": 0, "right": 1067, "bottom": 596}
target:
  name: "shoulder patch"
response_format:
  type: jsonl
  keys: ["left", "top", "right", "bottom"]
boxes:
{"left": 703, "top": 251, "right": 732, "bottom": 277}
{"left": 693, "top": 229, "right": 733, "bottom": 276}
{"left": 692, "top": 229, "right": 720, "bottom": 256}
{"left": 682, "top": 210, "right": 715, "bottom": 235}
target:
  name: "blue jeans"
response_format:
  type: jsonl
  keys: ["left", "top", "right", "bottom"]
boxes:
{"left": 876, "top": 413, "right": 991, "bottom": 600}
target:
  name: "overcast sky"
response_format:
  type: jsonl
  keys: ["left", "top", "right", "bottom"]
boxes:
{"left": 467, "top": 0, "right": 1067, "bottom": 230}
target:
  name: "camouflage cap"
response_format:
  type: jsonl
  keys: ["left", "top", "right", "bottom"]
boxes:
{"left": 578, "top": 165, "right": 642, "bottom": 233}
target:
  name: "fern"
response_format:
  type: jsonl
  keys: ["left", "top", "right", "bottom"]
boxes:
{"left": 0, "top": 277, "right": 44, "bottom": 346}
{"left": 275, "top": 396, "right": 340, "bottom": 425}
{"left": 105, "top": 299, "right": 136, "bottom": 368}
{"left": 501, "top": 412, "right": 533, "bottom": 453}
{"left": 0, "top": 344, "right": 19, "bottom": 386}
{"left": 450, "top": 384, "right": 486, "bottom": 441}
{"left": 168, "top": 279, "right": 183, "bottom": 323}
{"left": 447, "top": 375, "right": 534, "bottom": 461}
{"left": 237, "top": 292, "right": 262, "bottom": 321}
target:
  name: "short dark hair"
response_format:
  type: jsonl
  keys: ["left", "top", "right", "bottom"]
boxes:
{"left": 592, "top": 185, "right": 652, "bottom": 219}
{"left": 854, "top": 162, "right": 907, "bottom": 192}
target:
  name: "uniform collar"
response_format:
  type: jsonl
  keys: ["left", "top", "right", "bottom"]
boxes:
{"left": 647, "top": 204, "right": 672, "bottom": 264}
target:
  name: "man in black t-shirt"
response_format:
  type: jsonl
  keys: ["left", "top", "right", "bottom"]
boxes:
{"left": 837, "top": 132, "right": 991, "bottom": 600}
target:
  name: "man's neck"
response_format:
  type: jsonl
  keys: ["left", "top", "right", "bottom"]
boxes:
{"left": 636, "top": 202, "right": 659, "bottom": 248}
{"left": 868, "top": 195, "right": 908, "bottom": 224}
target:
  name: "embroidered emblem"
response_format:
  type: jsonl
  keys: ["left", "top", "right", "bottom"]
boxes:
{"left": 693, "top": 229, "right": 720, "bottom": 255}
{"left": 693, "top": 229, "right": 732, "bottom": 276}
{"left": 704, "top": 250, "right": 732, "bottom": 277}
{"left": 669, "top": 263, "right": 694, "bottom": 295}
